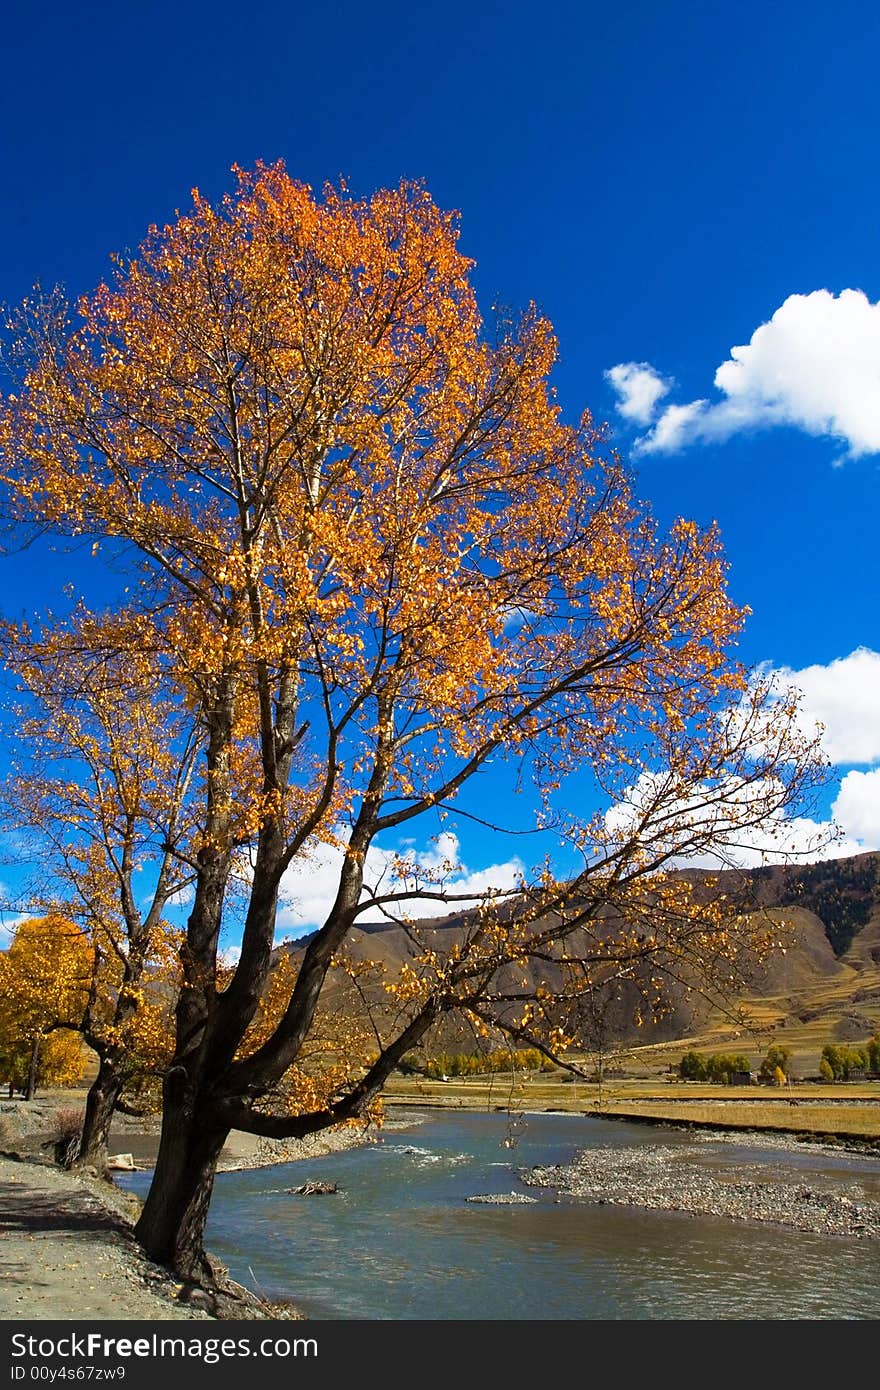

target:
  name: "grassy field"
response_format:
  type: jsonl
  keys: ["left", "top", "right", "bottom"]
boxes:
{"left": 383, "top": 1063, "right": 880, "bottom": 1141}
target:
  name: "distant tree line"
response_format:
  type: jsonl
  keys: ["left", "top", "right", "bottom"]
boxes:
{"left": 679, "top": 1035, "right": 880, "bottom": 1084}
{"left": 678, "top": 1051, "right": 753, "bottom": 1083}
{"left": 819, "top": 1037, "right": 880, "bottom": 1081}
{"left": 420, "top": 1049, "right": 557, "bottom": 1079}
{"left": 678, "top": 1044, "right": 793, "bottom": 1084}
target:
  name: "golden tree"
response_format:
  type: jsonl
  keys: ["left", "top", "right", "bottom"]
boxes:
{"left": 0, "top": 632, "right": 187, "bottom": 1162}
{"left": 0, "top": 916, "right": 89, "bottom": 1098}
{"left": 0, "top": 164, "right": 822, "bottom": 1279}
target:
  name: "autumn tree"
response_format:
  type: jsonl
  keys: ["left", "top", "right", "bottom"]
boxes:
{"left": 0, "top": 637, "right": 187, "bottom": 1163}
{"left": 0, "top": 1028, "right": 85, "bottom": 1100}
{"left": 0, "top": 164, "right": 823, "bottom": 1281}
{"left": 0, "top": 916, "right": 89, "bottom": 1098}
{"left": 758, "top": 1043, "right": 792, "bottom": 1082}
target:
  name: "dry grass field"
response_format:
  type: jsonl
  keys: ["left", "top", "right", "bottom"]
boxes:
{"left": 382, "top": 1071, "right": 880, "bottom": 1140}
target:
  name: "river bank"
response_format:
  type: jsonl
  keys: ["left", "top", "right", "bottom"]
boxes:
{"left": 0, "top": 1093, "right": 375, "bottom": 1175}
{"left": 0, "top": 1153, "right": 291, "bottom": 1321}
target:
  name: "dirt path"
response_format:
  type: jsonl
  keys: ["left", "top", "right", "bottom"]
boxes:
{"left": 0, "top": 1156, "right": 214, "bottom": 1321}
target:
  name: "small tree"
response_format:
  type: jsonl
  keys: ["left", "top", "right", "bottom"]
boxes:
{"left": 0, "top": 1030, "right": 86, "bottom": 1100}
{"left": 679, "top": 1050, "right": 707, "bottom": 1081}
{"left": 1, "top": 636, "right": 191, "bottom": 1164}
{"left": 819, "top": 1056, "right": 834, "bottom": 1083}
{"left": 849, "top": 1047, "right": 869, "bottom": 1076}
{"left": 821, "top": 1043, "right": 840, "bottom": 1079}
{"left": 0, "top": 917, "right": 90, "bottom": 1099}
{"left": 758, "top": 1044, "right": 792, "bottom": 1083}
{"left": 0, "top": 164, "right": 823, "bottom": 1281}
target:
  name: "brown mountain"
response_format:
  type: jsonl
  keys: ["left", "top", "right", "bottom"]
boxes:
{"left": 276, "top": 851, "right": 880, "bottom": 1060}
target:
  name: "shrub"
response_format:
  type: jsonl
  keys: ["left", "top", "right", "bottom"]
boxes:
{"left": 48, "top": 1106, "right": 82, "bottom": 1168}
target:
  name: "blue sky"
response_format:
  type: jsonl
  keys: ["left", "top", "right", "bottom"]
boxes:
{"left": 1, "top": 0, "right": 879, "bottom": 934}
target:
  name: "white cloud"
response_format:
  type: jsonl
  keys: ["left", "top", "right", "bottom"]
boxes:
{"left": 165, "top": 884, "right": 195, "bottom": 908}
{"left": 765, "top": 648, "right": 880, "bottom": 766}
{"left": 275, "top": 828, "right": 525, "bottom": 935}
{"left": 604, "top": 645, "right": 880, "bottom": 871}
{"left": 605, "top": 361, "right": 672, "bottom": 425}
{"left": 629, "top": 288, "right": 880, "bottom": 459}
{"left": 0, "top": 912, "right": 29, "bottom": 945}
{"left": 832, "top": 769, "right": 880, "bottom": 846}
{"left": 636, "top": 398, "right": 709, "bottom": 452}
{"left": 673, "top": 812, "right": 866, "bottom": 870}
{"left": 603, "top": 769, "right": 859, "bottom": 869}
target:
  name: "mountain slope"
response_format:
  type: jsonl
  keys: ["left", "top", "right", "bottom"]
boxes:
{"left": 275, "top": 850, "right": 880, "bottom": 1059}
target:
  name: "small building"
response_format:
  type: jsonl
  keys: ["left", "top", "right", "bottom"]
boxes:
{"left": 730, "top": 1070, "right": 754, "bottom": 1086}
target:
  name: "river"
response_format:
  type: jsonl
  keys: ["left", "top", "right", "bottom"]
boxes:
{"left": 121, "top": 1109, "right": 880, "bottom": 1319}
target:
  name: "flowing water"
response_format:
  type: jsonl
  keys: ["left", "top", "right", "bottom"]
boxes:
{"left": 121, "top": 1110, "right": 880, "bottom": 1320}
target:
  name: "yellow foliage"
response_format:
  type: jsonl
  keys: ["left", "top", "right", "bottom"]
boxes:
{"left": 0, "top": 916, "right": 91, "bottom": 1044}
{"left": 38, "top": 1031, "right": 89, "bottom": 1089}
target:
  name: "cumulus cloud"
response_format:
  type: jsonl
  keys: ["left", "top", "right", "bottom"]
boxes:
{"left": 605, "top": 361, "right": 673, "bottom": 425}
{"left": 831, "top": 769, "right": 880, "bottom": 847}
{"left": 604, "top": 641, "right": 880, "bottom": 870}
{"left": 672, "top": 811, "right": 866, "bottom": 870}
{"left": 636, "top": 399, "right": 710, "bottom": 453}
{"left": 765, "top": 648, "right": 880, "bottom": 766}
{"left": 627, "top": 288, "right": 880, "bottom": 459}
{"left": 275, "top": 828, "right": 525, "bottom": 935}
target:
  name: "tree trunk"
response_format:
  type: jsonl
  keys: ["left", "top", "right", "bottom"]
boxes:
{"left": 134, "top": 1075, "right": 229, "bottom": 1281}
{"left": 74, "top": 1055, "right": 124, "bottom": 1170}
{"left": 25, "top": 1036, "right": 40, "bottom": 1101}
